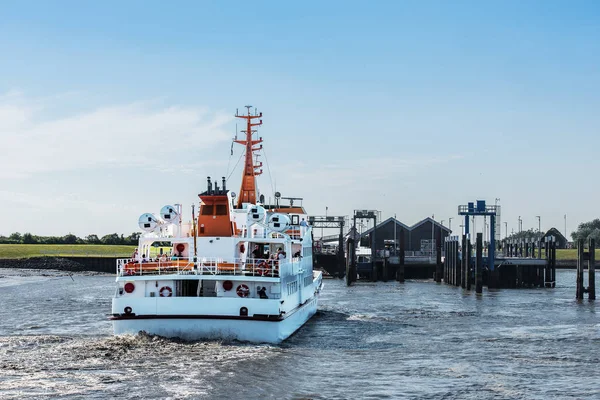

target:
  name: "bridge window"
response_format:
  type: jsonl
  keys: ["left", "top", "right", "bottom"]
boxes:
{"left": 215, "top": 204, "right": 228, "bottom": 215}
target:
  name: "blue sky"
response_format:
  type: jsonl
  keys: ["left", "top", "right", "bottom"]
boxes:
{"left": 1, "top": 1, "right": 599, "bottom": 238}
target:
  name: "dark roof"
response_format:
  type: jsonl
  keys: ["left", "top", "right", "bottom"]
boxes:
{"left": 410, "top": 217, "right": 452, "bottom": 233}
{"left": 362, "top": 217, "right": 451, "bottom": 236}
{"left": 542, "top": 227, "right": 567, "bottom": 242}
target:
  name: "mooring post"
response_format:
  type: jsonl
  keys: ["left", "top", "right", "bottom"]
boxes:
{"left": 520, "top": 240, "right": 524, "bottom": 257}
{"left": 550, "top": 239, "right": 556, "bottom": 288}
{"left": 346, "top": 239, "right": 353, "bottom": 286}
{"left": 455, "top": 238, "right": 460, "bottom": 286}
{"left": 451, "top": 238, "right": 456, "bottom": 285}
{"left": 397, "top": 230, "right": 405, "bottom": 283}
{"left": 460, "top": 235, "right": 467, "bottom": 288}
{"left": 446, "top": 239, "right": 450, "bottom": 284}
{"left": 435, "top": 228, "right": 442, "bottom": 283}
{"left": 443, "top": 239, "right": 448, "bottom": 284}
{"left": 475, "top": 233, "right": 482, "bottom": 293}
{"left": 468, "top": 239, "right": 474, "bottom": 290}
{"left": 576, "top": 239, "right": 584, "bottom": 299}
{"left": 458, "top": 235, "right": 465, "bottom": 287}
{"left": 589, "top": 238, "right": 595, "bottom": 300}
{"left": 447, "top": 239, "right": 452, "bottom": 285}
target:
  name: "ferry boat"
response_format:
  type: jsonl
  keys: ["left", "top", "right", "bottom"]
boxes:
{"left": 110, "top": 107, "right": 323, "bottom": 343}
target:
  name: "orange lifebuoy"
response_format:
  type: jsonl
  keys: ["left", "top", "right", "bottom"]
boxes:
{"left": 257, "top": 261, "right": 270, "bottom": 276}
{"left": 159, "top": 286, "right": 173, "bottom": 297}
{"left": 239, "top": 243, "right": 246, "bottom": 253}
{"left": 236, "top": 284, "right": 250, "bottom": 298}
{"left": 125, "top": 264, "right": 137, "bottom": 276}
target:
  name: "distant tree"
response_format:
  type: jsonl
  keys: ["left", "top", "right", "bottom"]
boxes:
{"left": 9, "top": 232, "right": 22, "bottom": 242}
{"left": 571, "top": 219, "right": 600, "bottom": 245}
{"left": 85, "top": 234, "right": 101, "bottom": 244}
{"left": 101, "top": 233, "right": 121, "bottom": 245}
{"left": 126, "top": 232, "right": 141, "bottom": 245}
{"left": 62, "top": 234, "right": 80, "bottom": 244}
{"left": 22, "top": 232, "right": 37, "bottom": 244}
{"left": 504, "top": 228, "right": 542, "bottom": 242}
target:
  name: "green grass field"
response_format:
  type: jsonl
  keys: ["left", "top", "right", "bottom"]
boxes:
{"left": 0, "top": 244, "right": 137, "bottom": 259}
{"left": 550, "top": 249, "right": 600, "bottom": 260}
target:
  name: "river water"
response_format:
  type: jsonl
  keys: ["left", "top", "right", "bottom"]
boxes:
{"left": 0, "top": 269, "right": 598, "bottom": 399}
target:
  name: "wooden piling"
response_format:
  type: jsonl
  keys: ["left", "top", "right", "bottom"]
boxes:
{"left": 458, "top": 235, "right": 465, "bottom": 287}
{"left": 576, "top": 239, "right": 584, "bottom": 299}
{"left": 382, "top": 258, "right": 388, "bottom": 282}
{"left": 443, "top": 239, "right": 449, "bottom": 284}
{"left": 397, "top": 230, "right": 405, "bottom": 283}
{"left": 551, "top": 240, "right": 556, "bottom": 288}
{"left": 346, "top": 239, "right": 355, "bottom": 286}
{"left": 475, "top": 233, "right": 482, "bottom": 293}
{"left": 543, "top": 239, "right": 550, "bottom": 287}
{"left": 460, "top": 235, "right": 467, "bottom": 288}
{"left": 589, "top": 238, "right": 595, "bottom": 300}
{"left": 466, "top": 239, "right": 473, "bottom": 290}
{"left": 434, "top": 229, "right": 442, "bottom": 282}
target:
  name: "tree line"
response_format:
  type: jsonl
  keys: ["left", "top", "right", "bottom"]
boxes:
{"left": 501, "top": 218, "right": 600, "bottom": 246}
{"left": 0, "top": 232, "right": 141, "bottom": 245}
{"left": 571, "top": 218, "right": 600, "bottom": 244}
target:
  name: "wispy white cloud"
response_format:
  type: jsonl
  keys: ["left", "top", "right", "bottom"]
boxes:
{"left": 280, "top": 155, "right": 464, "bottom": 188}
{"left": 0, "top": 92, "right": 233, "bottom": 179}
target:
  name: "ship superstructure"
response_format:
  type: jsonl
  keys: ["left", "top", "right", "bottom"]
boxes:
{"left": 110, "top": 107, "right": 322, "bottom": 343}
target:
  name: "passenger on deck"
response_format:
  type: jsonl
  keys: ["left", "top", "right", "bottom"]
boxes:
{"left": 257, "top": 286, "right": 269, "bottom": 299}
{"left": 141, "top": 254, "right": 148, "bottom": 263}
{"left": 300, "top": 218, "right": 308, "bottom": 227}
{"left": 171, "top": 253, "right": 178, "bottom": 261}
{"left": 160, "top": 253, "right": 167, "bottom": 263}
{"left": 132, "top": 248, "right": 139, "bottom": 262}
{"left": 251, "top": 245, "right": 261, "bottom": 260}
{"left": 277, "top": 248, "right": 286, "bottom": 260}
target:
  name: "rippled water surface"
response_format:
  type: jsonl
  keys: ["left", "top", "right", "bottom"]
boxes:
{"left": 0, "top": 269, "right": 598, "bottom": 399}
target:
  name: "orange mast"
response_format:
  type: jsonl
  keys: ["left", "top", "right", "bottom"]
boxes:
{"left": 234, "top": 105, "right": 263, "bottom": 208}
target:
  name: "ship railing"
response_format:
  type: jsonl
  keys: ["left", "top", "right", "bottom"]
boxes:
{"left": 116, "top": 257, "right": 284, "bottom": 278}
{"left": 117, "top": 258, "right": 196, "bottom": 277}
{"left": 236, "top": 226, "right": 307, "bottom": 240}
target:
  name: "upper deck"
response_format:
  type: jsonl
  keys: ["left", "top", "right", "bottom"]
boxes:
{"left": 116, "top": 256, "right": 306, "bottom": 281}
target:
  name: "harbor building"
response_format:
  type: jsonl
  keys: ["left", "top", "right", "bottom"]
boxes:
{"left": 361, "top": 217, "right": 452, "bottom": 254}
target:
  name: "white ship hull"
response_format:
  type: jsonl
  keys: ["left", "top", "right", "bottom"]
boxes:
{"left": 113, "top": 293, "right": 318, "bottom": 344}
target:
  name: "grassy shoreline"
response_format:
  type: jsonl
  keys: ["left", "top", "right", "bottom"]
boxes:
{"left": 0, "top": 244, "right": 136, "bottom": 259}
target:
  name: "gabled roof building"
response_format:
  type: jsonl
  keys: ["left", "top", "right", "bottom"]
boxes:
{"left": 361, "top": 217, "right": 451, "bottom": 252}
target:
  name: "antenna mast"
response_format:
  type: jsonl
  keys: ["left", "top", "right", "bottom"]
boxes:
{"left": 234, "top": 105, "right": 263, "bottom": 208}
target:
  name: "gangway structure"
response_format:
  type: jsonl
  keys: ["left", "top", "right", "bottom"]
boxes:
{"left": 309, "top": 215, "right": 346, "bottom": 278}
{"left": 458, "top": 200, "right": 498, "bottom": 272}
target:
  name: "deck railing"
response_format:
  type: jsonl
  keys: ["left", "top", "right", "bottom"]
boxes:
{"left": 117, "top": 257, "right": 293, "bottom": 278}
{"left": 237, "top": 226, "right": 308, "bottom": 240}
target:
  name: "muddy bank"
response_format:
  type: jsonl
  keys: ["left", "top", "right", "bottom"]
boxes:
{"left": 0, "top": 257, "right": 117, "bottom": 273}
